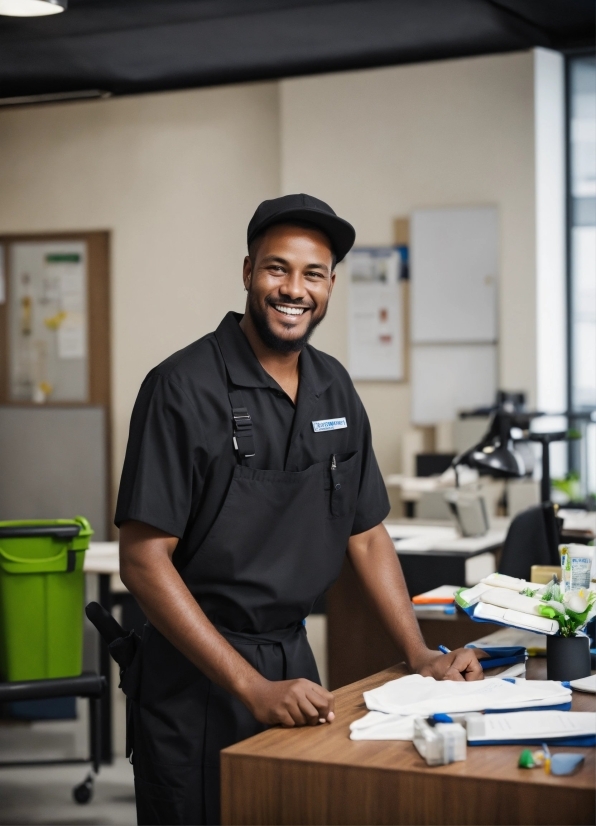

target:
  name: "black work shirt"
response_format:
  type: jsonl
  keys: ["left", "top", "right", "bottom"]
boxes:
{"left": 115, "top": 312, "right": 390, "bottom": 569}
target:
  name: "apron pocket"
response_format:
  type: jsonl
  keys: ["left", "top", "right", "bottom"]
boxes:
{"left": 329, "top": 451, "right": 360, "bottom": 518}
{"left": 134, "top": 777, "right": 186, "bottom": 826}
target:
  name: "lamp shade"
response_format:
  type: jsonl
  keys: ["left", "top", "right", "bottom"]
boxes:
{"left": 463, "top": 442, "right": 525, "bottom": 478}
{"left": 453, "top": 411, "right": 526, "bottom": 479}
{"left": 0, "top": 0, "right": 66, "bottom": 15}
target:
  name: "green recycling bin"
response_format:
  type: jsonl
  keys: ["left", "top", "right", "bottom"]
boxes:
{"left": 0, "top": 517, "right": 93, "bottom": 682}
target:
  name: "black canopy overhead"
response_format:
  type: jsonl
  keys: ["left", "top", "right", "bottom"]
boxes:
{"left": 0, "top": 0, "right": 594, "bottom": 103}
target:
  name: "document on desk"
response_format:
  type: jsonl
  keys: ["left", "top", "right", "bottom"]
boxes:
{"left": 467, "top": 711, "right": 596, "bottom": 746}
{"left": 362, "top": 674, "right": 571, "bottom": 716}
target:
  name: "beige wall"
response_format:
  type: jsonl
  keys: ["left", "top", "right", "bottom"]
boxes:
{"left": 0, "top": 49, "right": 540, "bottom": 505}
{"left": 0, "top": 83, "right": 280, "bottom": 499}
{"left": 280, "top": 51, "right": 536, "bottom": 476}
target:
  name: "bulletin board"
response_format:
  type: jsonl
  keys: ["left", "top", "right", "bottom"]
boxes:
{"left": 347, "top": 247, "right": 407, "bottom": 381}
{"left": 0, "top": 232, "right": 110, "bottom": 407}
{"left": 8, "top": 241, "right": 88, "bottom": 402}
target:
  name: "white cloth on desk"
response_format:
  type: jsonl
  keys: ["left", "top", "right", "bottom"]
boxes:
{"left": 362, "top": 674, "right": 570, "bottom": 716}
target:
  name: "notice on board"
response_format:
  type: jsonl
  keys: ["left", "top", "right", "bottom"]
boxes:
{"left": 347, "top": 247, "right": 404, "bottom": 381}
{"left": 44, "top": 254, "right": 87, "bottom": 360}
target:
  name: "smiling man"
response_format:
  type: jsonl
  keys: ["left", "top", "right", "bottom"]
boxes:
{"left": 116, "top": 194, "right": 483, "bottom": 826}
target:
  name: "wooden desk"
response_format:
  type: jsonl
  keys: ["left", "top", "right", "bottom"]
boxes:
{"left": 221, "top": 660, "right": 595, "bottom": 826}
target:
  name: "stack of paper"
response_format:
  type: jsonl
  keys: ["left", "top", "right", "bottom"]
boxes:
{"left": 350, "top": 675, "right": 572, "bottom": 742}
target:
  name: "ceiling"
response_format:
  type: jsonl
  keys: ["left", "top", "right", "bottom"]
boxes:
{"left": 0, "top": 0, "right": 594, "bottom": 102}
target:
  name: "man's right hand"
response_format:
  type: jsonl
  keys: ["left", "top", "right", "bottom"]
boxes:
{"left": 244, "top": 677, "right": 335, "bottom": 727}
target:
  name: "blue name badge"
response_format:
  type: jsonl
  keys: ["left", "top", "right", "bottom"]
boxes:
{"left": 312, "top": 417, "right": 347, "bottom": 433}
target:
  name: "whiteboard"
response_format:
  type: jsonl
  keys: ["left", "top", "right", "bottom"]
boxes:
{"left": 411, "top": 344, "right": 497, "bottom": 424}
{"left": 411, "top": 206, "right": 498, "bottom": 343}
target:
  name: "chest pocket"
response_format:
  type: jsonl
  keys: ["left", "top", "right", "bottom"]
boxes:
{"left": 328, "top": 451, "right": 360, "bottom": 519}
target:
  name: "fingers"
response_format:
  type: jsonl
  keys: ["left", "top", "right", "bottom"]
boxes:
{"left": 463, "top": 652, "right": 484, "bottom": 681}
{"left": 296, "top": 695, "right": 323, "bottom": 726}
{"left": 442, "top": 664, "right": 466, "bottom": 681}
{"left": 441, "top": 649, "right": 484, "bottom": 682}
{"left": 274, "top": 680, "right": 336, "bottom": 727}
{"left": 306, "top": 684, "right": 335, "bottom": 720}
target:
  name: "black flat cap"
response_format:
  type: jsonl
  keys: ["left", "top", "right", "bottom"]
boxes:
{"left": 247, "top": 193, "right": 356, "bottom": 263}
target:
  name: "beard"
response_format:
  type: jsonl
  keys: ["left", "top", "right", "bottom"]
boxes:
{"left": 247, "top": 290, "right": 327, "bottom": 353}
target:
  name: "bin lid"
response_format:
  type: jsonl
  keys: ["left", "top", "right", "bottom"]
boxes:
{"left": 0, "top": 523, "right": 81, "bottom": 539}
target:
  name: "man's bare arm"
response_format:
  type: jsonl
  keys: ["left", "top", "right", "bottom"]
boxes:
{"left": 347, "top": 523, "right": 483, "bottom": 681}
{"left": 119, "top": 520, "right": 335, "bottom": 725}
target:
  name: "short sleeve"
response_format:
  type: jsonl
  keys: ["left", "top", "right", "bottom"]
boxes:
{"left": 114, "top": 373, "right": 200, "bottom": 537}
{"left": 350, "top": 406, "right": 391, "bottom": 536}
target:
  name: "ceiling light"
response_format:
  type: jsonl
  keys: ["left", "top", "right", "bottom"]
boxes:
{"left": 0, "top": 0, "right": 66, "bottom": 16}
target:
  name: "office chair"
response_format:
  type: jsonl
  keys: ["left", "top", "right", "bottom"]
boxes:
{"left": 498, "top": 502, "right": 562, "bottom": 581}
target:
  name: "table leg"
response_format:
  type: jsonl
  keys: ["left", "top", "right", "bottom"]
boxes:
{"left": 98, "top": 573, "right": 113, "bottom": 764}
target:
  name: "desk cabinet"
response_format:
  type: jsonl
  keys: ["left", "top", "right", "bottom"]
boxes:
{"left": 327, "top": 557, "right": 501, "bottom": 689}
{"left": 221, "top": 661, "right": 595, "bottom": 826}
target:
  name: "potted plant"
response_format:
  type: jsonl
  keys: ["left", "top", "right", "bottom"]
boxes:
{"left": 532, "top": 580, "right": 595, "bottom": 680}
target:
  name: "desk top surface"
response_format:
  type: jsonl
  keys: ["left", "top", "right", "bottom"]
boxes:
{"left": 222, "top": 659, "right": 595, "bottom": 792}
{"left": 384, "top": 518, "right": 508, "bottom": 555}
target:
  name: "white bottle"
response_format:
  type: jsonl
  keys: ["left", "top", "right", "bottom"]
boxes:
{"left": 560, "top": 544, "right": 594, "bottom": 592}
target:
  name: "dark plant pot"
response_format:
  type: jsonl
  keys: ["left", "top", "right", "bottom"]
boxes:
{"left": 546, "top": 634, "right": 591, "bottom": 681}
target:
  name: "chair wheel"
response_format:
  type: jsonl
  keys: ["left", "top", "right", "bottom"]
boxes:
{"left": 73, "top": 774, "right": 94, "bottom": 804}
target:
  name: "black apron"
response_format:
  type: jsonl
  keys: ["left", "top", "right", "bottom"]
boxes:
{"left": 130, "top": 363, "right": 361, "bottom": 825}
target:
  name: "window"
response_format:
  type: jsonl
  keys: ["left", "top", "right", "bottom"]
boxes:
{"left": 567, "top": 53, "right": 596, "bottom": 501}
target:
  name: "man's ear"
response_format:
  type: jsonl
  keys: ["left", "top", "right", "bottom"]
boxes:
{"left": 328, "top": 270, "right": 336, "bottom": 296}
{"left": 242, "top": 255, "right": 252, "bottom": 291}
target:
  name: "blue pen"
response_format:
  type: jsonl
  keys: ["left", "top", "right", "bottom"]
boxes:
{"left": 438, "top": 645, "right": 451, "bottom": 655}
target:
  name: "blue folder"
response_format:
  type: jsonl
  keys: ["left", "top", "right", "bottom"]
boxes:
{"left": 465, "top": 644, "right": 527, "bottom": 670}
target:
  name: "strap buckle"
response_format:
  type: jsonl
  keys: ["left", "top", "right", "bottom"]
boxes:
{"left": 231, "top": 403, "right": 256, "bottom": 459}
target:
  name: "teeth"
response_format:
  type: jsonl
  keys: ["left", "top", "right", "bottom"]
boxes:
{"left": 274, "top": 305, "right": 306, "bottom": 316}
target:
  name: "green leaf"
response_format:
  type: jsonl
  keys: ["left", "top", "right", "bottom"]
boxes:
{"left": 538, "top": 606, "right": 557, "bottom": 619}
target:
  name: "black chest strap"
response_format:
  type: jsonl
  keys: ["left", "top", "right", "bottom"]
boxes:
{"left": 228, "top": 389, "right": 256, "bottom": 460}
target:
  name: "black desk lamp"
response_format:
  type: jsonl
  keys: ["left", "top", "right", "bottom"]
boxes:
{"left": 451, "top": 411, "right": 526, "bottom": 484}
{"left": 453, "top": 410, "right": 568, "bottom": 504}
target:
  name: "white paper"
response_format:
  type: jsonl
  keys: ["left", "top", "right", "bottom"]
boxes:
{"left": 570, "top": 675, "right": 596, "bottom": 694}
{"left": 58, "top": 319, "right": 86, "bottom": 359}
{"left": 469, "top": 711, "right": 596, "bottom": 743}
{"left": 45, "top": 257, "right": 87, "bottom": 360}
{"left": 347, "top": 248, "right": 404, "bottom": 380}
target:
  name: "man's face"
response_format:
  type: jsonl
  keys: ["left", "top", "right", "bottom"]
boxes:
{"left": 243, "top": 224, "right": 336, "bottom": 353}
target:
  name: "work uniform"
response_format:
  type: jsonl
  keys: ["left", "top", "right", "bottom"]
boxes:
{"left": 115, "top": 311, "right": 390, "bottom": 825}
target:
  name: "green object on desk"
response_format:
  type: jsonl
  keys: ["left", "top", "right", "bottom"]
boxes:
{"left": 0, "top": 517, "right": 93, "bottom": 681}
{"left": 518, "top": 749, "right": 537, "bottom": 769}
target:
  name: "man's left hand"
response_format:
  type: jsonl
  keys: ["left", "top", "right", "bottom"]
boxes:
{"left": 412, "top": 648, "right": 485, "bottom": 681}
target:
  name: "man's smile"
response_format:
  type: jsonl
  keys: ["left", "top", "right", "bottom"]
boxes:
{"left": 270, "top": 303, "right": 311, "bottom": 318}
